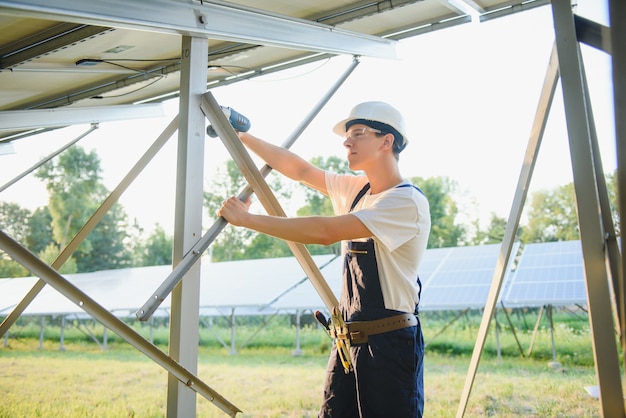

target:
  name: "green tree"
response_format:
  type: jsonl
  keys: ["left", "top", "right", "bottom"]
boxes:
{"left": 204, "top": 160, "right": 258, "bottom": 261}
{"left": 204, "top": 160, "right": 292, "bottom": 261}
{"left": 521, "top": 183, "right": 579, "bottom": 243}
{"left": 0, "top": 202, "right": 31, "bottom": 243}
{"left": 0, "top": 202, "right": 32, "bottom": 277}
{"left": 26, "top": 207, "right": 54, "bottom": 255}
{"left": 296, "top": 156, "right": 355, "bottom": 255}
{"left": 246, "top": 233, "right": 292, "bottom": 259}
{"left": 0, "top": 251, "right": 28, "bottom": 278}
{"left": 411, "top": 176, "right": 465, "bottom": 248}
{"left": 75, "top": 202, "right": 130, "bottom": 272}
{"left": 38, "top": 242, "right": 77, "bottom": 274}
{"left": 134, "top": 224, "right": 173, "bottom": 266}
{"left": 35, "top": 146, "right": 130, "bottom": 272}
{"left": 520, "top": 172, "right": 619, "bottom": 243}
{"left": 469, "top": 213, "right": 517, "bottom": 245}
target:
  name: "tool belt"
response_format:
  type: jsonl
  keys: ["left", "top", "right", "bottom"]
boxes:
{"left": 330, "top": 313, "right": 417, "bottom": 345}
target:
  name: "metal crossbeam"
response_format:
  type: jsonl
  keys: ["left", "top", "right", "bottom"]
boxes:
{"left": 0, "top": 0, "right": 397, "bottom": 59}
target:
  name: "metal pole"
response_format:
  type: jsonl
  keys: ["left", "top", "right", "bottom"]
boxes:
{"left": 136, "top": 57, "right": 360, "bottom": 321}
{"left": 202, "top": 91, "right": 339, "bottom": 310}
{"left": 527, "top": 306, "right": 544, "bottom": 357}
{"left": 167, "top": 35, "right": 207, "bottom": 417}
{"left": 59, "top": 316, "right": 66, "bottom": 352}
{"left": 608, "top": 0, "right": 626, "bottom": 376}
{"left": 551, "top": 1, "right": 624, "bottom": 415}
{"left": 293, "top": 309, "right": 303, "bottom": 356}
{"left": 456, "top": 44, "right": 560, "bottom": 417}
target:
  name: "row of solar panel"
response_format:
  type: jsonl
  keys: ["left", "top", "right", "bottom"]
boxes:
{"left": 0, "top": 240, "right": 589, "bottom": 317}
{"left": 418, "top": 240, "right": 586, "bottom": 311}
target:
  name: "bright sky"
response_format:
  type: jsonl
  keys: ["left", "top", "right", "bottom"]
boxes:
{"left": 0, "top": 2, "right": 614, "bottom": 237}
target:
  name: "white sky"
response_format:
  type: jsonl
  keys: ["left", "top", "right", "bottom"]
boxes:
{"left": 0, "top": 2, "right": 614, "bottom": 237}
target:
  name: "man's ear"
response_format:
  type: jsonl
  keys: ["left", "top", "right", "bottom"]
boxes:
{"left": 382, "top": 133, "right": 394, "bottom": 150}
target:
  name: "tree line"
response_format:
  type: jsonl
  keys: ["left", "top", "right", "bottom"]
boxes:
{"left": 0, "top": 145, "right": 619, "bottom": 277}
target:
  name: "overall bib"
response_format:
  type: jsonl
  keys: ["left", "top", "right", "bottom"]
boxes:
{"left": 319, "top": 183, "right": 425, "bottom": 418}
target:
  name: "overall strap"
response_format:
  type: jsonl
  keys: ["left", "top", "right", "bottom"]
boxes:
{"left": 350, "top": 182, "right": 425, "bottom": 213}
{"left": 396, "top": 182, "right": 426, "bottom": 197}
{"left": 349, "top": 183, "right": 371, "bottom": 212}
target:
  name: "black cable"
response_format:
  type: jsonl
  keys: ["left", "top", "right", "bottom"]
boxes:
{"left": 91, "top": 76, "right": 163, "bottom": 99}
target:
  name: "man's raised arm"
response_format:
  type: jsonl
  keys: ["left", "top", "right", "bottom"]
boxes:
{"left": 238, "top": 132, "right": 328, "bottom": 194}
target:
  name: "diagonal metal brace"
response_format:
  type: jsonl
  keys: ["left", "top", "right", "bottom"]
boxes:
{"left": 0, "top": 230, "right": 242, "bottom": 417}
{"left": 1, "top": 116, "right": 178, "bottom": 338}
{"left": 201, "top": 91, "right": 353, "bottom": 372}
{"left": 135, "top": 57, "right": 360, "bottom": 321}
{"left": 201, "top": 91, "right": 340, "bottom": 310}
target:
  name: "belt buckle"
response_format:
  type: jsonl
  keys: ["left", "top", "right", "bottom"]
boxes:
{"left": 349, "top": 329, "right": 367, "bottom": 345}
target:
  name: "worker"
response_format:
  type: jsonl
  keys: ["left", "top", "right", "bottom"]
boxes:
{"left": 218, "top": 101, "right": 431, "bottom": 417}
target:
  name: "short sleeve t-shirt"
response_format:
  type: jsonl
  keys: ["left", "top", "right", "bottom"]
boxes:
{"left": 325, "top": 172, "right": 431, "bottom": 313}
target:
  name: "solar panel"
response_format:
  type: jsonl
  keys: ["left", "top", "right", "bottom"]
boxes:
{"left": 268, "top": 255, "right": 342, "bottom": 312}
{"left": 419, "top": 243, "right": 520, "bottom": 311}
{"left": 502, "top": 240, "right": 586, "bottom": 307}
{"left": 0, "top": 255, "right": 337, "bottom": 317}
{"left": 0, "top": 241, "right": 592, "bottom": 317}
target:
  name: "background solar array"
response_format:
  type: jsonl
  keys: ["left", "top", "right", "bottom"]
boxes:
{"left": 503, "top": 240, "right": 587, "bottom": 307}
{"left": 1, "top": 241, "right": 591, "bottom": 317}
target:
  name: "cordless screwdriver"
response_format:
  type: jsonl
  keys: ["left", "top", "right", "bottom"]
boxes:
{"left": 206, "top": 106, "right": 251, "bottom": 137}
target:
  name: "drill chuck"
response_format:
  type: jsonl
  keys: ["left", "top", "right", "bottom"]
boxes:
{"left": 206, "top": 106, "right": 251, "bottom": 137}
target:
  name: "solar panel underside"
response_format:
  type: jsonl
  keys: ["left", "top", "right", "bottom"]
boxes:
{"left": 503, "top": 240, "right": 587, "bottom": 307}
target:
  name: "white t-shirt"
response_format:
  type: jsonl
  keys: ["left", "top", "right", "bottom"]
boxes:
{"left": 325, "top": 172, "right": 431, "bottom": 313}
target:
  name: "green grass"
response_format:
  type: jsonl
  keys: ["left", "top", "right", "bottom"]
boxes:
{"left": 0, "top": 340, "right": 601, "bottom": 417}
{"left": 0, "top": 309, "right": 611, "bottom": 417}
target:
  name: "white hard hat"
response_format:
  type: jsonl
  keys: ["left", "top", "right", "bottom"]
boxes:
{"left": 333, "top": 101, "right": 408, "bottom": 149}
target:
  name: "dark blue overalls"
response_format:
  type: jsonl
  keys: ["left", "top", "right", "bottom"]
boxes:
{"left": 319, "top": 183, "right": 425, "bottom": 418}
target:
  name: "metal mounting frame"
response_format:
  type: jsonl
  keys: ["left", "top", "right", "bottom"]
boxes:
{"left": 456, "top": 2, "right": 626, "bottom": 416}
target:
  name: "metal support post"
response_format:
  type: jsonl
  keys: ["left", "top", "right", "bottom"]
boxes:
{"left": 167, "top": 35, "right": 207, "bottom": 417}
{"left": 293, "top": 309, "right": 303, "bottom": 356}
{"left": 551, "top": 1, "right": 624, "bottom": 415}
{"left": 608, "top": 0, "right": 626, "bottom": 375}
{"left": 59, "top": 316, "right": 66, "bottom": 351}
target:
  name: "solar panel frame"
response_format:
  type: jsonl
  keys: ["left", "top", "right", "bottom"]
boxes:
{"left": 418, "top": 242, "right": 521, "bottom": 311}
{"left": 502, "top": 240, "right": 587, "bottom": 308}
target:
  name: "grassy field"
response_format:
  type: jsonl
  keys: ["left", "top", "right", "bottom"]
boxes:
{"left": 0, "top": 310, "right": 608, "bottom": 417}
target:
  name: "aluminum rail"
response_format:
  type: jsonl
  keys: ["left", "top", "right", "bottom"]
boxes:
{"left": 0, "top": 124, "right": 97, "bottom": 194}
{"left": 0, "top": 104, "right": 165, "bottom": 131}
{"left": 136, "top": 57, "right": 360, "bottom": 321}
{"left": 0, "top": 0, "right": 397, "bottom": 59}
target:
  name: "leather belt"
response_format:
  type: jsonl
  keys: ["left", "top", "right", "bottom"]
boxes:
{"left": 339, "top": 313, "right": 417, "bottom": 345}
